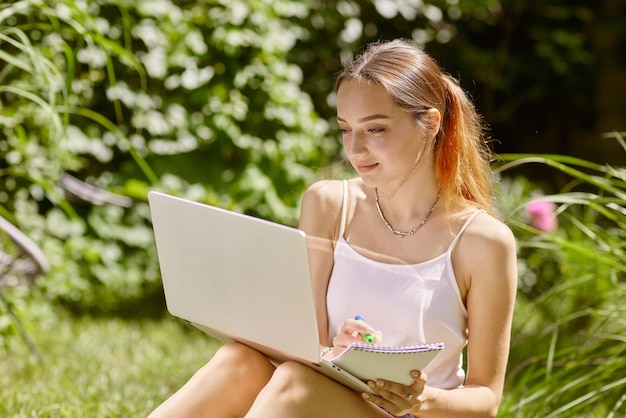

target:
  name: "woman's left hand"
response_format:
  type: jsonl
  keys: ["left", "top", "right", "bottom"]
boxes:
{"left": 361, "top": 370, "right": 427, "bottom": 416}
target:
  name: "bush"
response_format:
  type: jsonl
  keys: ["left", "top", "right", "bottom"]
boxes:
{"left": 495, "top": 134, "right": 626, "bottom": 416}
{"left": 0, "top": 0, "right": 336, "bottom": 314}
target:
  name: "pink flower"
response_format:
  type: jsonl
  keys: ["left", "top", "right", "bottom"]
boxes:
{"left": 526, "top": 198, "right": 558, "bottom": 233}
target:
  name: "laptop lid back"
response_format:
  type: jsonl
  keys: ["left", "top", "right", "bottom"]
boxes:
{"left": 148, "top": 191, "right": 321, "bottom": 363}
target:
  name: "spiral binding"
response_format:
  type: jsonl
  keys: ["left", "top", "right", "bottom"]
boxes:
{"left": 350, "top": 342, "right": 444, "bottom": 354}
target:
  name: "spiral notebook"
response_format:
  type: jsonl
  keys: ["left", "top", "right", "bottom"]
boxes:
{"left": 329, "top": 342, "right": 444, "bottom": 385}
{"left": 148, "top": 191, "right": 444, "bottom": 394}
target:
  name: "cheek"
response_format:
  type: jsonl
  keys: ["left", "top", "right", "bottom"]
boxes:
{"left": 384, "top": 136, "right": 417, "bottom": 156}
{"left": 392, "top": 137, "right": 428, "bottom": 167}
{"left": 341, "top": 135, "right": 352, "bottom": 153}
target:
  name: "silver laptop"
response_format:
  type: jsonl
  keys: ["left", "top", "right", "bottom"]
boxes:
{"left": 148, "top": 191, "right": 377, "bottom": 393}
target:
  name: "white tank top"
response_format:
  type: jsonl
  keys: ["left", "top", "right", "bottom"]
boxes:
{"left": 326, "top": 181, "right": 483, "bottom": 389}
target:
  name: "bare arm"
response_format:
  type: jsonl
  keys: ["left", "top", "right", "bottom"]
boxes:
{"left": 365, "top": 214, "right": 518, "bottom": 418}
{"left": 420, "top": 215, "right": 518, "bottom": 417}
{"left": 298, "top": 180, "right": 344, "bottom": 346}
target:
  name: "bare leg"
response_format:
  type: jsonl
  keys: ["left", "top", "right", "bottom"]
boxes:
{"left": 246, "top": 361, "right": 392, "bottom": 418}
{"left": 148, "top": 342, "right": 275, "bottom": 418}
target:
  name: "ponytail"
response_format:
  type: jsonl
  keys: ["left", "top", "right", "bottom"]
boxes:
{"left": 435, "top": 75, "right": 494, "bottom": 216}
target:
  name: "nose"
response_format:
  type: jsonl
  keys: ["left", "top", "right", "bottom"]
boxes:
{"left": 344, "top": 131, "right": 367, "bottom": 157}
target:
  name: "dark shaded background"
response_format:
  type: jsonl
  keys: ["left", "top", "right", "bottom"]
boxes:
{"left": 292, "top": 0, "right": 626, "bottom": 168}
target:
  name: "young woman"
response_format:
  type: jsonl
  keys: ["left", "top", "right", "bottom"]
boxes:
{"left": 148, "top": 38, "right": 517, "bottom": 418}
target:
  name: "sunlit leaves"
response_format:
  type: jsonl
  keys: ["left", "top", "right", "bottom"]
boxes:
{"left": 0, "top": 0, "right": 335, "bottom": 316}
{"left": 495, "top": 138, "right": 626, "bottom": 416}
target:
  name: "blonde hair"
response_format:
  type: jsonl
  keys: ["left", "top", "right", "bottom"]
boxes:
{"left": 335, "top": 39, "right": 494, "bottom": 216}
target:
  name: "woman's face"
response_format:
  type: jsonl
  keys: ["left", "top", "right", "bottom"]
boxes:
{"left": 336, "top": 79, "right": 429, "bottom": 189}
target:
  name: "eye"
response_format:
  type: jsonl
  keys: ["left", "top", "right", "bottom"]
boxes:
{"left": 368, "top": 127, "right": 385, "bottom": 134}
{"left": 339, "top": 128, "right": 351, "bottom": 135}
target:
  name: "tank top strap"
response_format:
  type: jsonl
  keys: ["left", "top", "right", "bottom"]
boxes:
{"left": 339, "top": 180, "right": 349, "bottom": 238}
{"left": 446, "top": 209, "right": 485, "bottom": 253}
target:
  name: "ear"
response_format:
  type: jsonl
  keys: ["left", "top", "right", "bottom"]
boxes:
{"left": 424, "top": 108, "right": 441, "bottom": 140}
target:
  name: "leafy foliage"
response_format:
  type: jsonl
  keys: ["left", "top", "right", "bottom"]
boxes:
{"left": 0, "top": 0, "right": 335, "bottom": 312}
{"left": 494, "top": 134, "right": 626, "bottom": 416}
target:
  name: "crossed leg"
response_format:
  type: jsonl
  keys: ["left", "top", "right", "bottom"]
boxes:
{"left": 148, "top": 342, "right": 393, "bottom": 418}
{"left": 247, "top": 361, "right": 393, "bottom": 418}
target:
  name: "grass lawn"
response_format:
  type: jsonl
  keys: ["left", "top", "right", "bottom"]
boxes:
{"left": 0, "top": 306, "right": 219, "bottom": 417}
{"left": 5, "top": 296, "right": 621, "bottom": 417}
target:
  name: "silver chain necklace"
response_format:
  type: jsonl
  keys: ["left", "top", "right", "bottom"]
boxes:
{"left": 374, "top": 189, "right": 441, "bottom": 238}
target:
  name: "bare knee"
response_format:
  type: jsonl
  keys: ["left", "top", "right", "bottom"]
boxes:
{"left": 245, "top": 361, "right": 335, "bottom": 416}
{"left": 260, "top": 361, "right": 318, "bottom": 403}
{"left": 212, "top": 342, "right": 270, "bottom": 366}
{"left": 197, "top": 342, "right": 273, "bottom": 379}
{"left": 205, "top": 342, "right": 273, "bottom": 373}
{"left": 148, "top": 343, "right": 275, "bottom": 418}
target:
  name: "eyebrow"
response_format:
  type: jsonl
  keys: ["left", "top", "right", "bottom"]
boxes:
{"left": 337, "top": 114, "right": 391, "bottom": 123}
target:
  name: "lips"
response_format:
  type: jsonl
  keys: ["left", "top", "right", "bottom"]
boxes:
{"left": 355, "top": 162, "right": 379, "bottom": 174}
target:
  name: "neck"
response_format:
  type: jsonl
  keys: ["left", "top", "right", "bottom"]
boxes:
{"left": 375, "top": 186, "right": 441, "bottom": 238}
{"left": 374, "top": 176, "right": 440, "bottom": 224}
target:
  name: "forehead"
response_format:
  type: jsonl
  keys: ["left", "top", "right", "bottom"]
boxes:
{"left": 336, "top": 80, "right": 400, "bottom": 119}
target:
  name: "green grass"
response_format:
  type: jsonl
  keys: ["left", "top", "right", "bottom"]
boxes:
{"left": 3, "top": 292, "right": 625, "bottom": 417}
{"left": 0, "top": 306, "right": 219, "bottom": 417}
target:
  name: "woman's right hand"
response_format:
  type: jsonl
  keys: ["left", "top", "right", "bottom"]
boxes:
{"left": 331, "top": 317, "right": 383, "bottom": 352}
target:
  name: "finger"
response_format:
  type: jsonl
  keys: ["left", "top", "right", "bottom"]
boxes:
{"left": 336, "top": 319, "right": 379, "bottom": 346}
{"left": 331, "top": 333, "right": 349, "bottom": 348}
{"left": 337, "top": 318, "right": 371, "bottom": 339}
{"left": 362, "top": 384, "right": 411, "bottom": 416}
{"left": 351, "top": 319, "right": 382, "bottom": 344}
{"left": 363, "top": 380, "right": 421, "bottom": 417}
{"left": 371, "top": 329, "right": 383, "bottom": 344}
{"left": 332, "top": 331, "right": 361, "bottom": 348}
{"left": 411, "top": 370, "right": 427, "bottom": 390}
{"left": 382, "top": 379, "right": 409, "bottom": 399}
{"left": 350, "top": 318, "right": 377, "bottom": 335}
{"left": 362, "top": 391, "right": 396, "bottom": 413}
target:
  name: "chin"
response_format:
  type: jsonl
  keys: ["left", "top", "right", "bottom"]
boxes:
{"left": 355, "top": 176, "right": 380, "bottom": 189}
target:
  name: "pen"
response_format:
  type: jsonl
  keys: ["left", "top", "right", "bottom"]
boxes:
{"left": 354, "top": 315, "right": 375, "bottom": 343}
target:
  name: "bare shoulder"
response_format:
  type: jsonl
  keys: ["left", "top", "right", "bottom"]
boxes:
{"left": 299, "top": 179, "right": 346, "bottom": 240}
{"left": 463, "top": 212, "right": 516, "bottom": 249}
{"left": 301, "top": 180, "right": 344, "bottom": 211}
{"left": 455, "top": 211, "right": 517, "bottom": 285}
